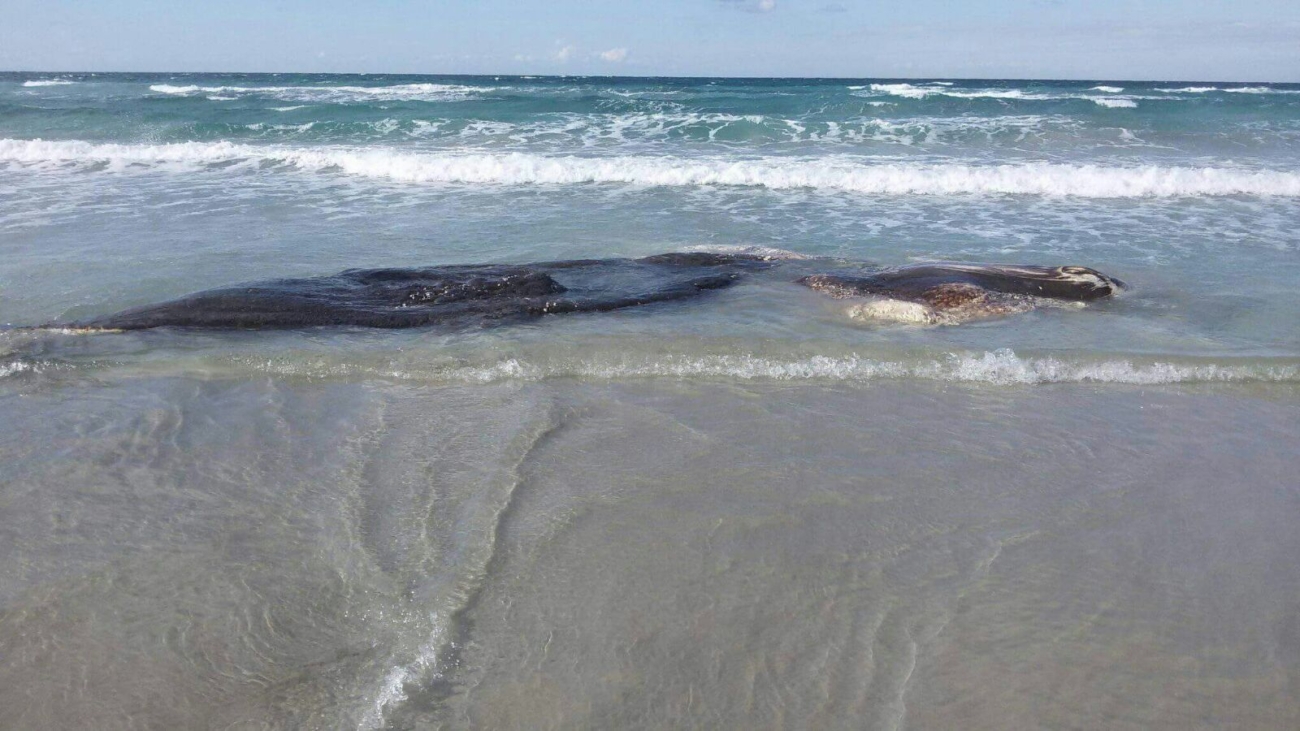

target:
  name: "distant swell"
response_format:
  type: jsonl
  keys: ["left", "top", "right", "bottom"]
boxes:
{"left": 4, "top": 139, "right": 1300, "bottom": 198}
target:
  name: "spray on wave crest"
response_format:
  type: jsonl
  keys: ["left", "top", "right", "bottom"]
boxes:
{"left": 148, "top": 83, "right": 497, "bottom": 102}
{"left": 4, "top": 139, "right": 1300, "bottom": 198}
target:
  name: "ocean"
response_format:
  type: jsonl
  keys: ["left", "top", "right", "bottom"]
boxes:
{"left": 1, "top": 73, "right": 1298, "bottom": 729}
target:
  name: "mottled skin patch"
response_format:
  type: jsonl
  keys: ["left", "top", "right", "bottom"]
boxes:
{"left": 800, "top": 263, "right": 1122, "bottom": 325}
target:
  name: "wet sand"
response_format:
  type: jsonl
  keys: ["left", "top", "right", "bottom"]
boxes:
{"left": 2, "top": 376, "right": 1296, "bottom": 729}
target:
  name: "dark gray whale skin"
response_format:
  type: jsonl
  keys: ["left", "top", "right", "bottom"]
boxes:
{"left": 77, "top": 252, "right": 772, "bottom": 331}
{"left": 798, "top": 263, "right": 1125, "bottom": 303}
{"left": 66, "top": 255, "right": 1124, "bottom": 332}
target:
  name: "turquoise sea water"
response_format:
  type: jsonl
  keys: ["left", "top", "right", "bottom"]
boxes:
{"left": 1, "top": 74, "right": 1299, "bottom": 730}
{"left": 3, "top": 74, "right": 1300, "bottom": 380}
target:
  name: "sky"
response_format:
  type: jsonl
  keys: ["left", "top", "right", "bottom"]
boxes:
{"left": 2, "top": 0, "right": 1298, "bottom": 81}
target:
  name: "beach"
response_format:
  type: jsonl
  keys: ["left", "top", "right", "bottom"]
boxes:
{"left": 2, "top": 73, "right": 1299, "bottom": 729}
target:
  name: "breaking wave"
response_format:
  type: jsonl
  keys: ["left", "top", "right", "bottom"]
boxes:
{"left": 863, "top": 83, "right": 1143, "bottom": 106}
{"left": 1093, "top": 98, "right": 1137, "bottom": 108}
{"left": 149, "top": 83, "right": 497, "bottom": 102}
{"left": 22, "top": 80, "right": 77, "bottom": 87}
{"left": 1155, "top": 86, "right": 1296, "bottom": 95}
{"left": 4, "top": 138, "right": 1300, "bottom": 198}
{"left": 0, "top": 360, "right": 34, "bottom": 379}
{"left": 862, "top": 82, "right": 1300, "bottom": 104}
{"left": 865, "top": 83, "right": 1056, "bottom": 100}
{"left": 853, "top": 84, "right": 1166, "bottom": 109}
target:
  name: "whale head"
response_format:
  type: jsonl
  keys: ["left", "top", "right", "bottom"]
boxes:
{"left": 1054, "top": 266, "right": 1126, "bottom": 298}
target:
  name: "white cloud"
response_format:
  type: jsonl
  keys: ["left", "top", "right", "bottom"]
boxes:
{"left": 554, "top": 44, "right": 575, "bottom": 62}
{"left": 719, "top": 0, "right": 776, "bottom": 12}
{"left": 599, "top": 47, "right": 628, "bottom": 63}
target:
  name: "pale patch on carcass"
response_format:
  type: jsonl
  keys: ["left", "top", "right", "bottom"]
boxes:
{"left": 846, "top": 298, "right": 951, "bottom": 325}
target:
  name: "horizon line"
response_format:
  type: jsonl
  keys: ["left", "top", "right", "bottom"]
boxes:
{"left": 5, "top": 70, "right": 1299, "bottom": 85}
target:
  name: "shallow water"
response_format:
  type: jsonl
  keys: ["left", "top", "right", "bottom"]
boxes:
{"left": 1, "top": 73, "right": 1299, "bottom": 729}
{"left": 3, "top": 379, "right": 1298, "bottom": 729}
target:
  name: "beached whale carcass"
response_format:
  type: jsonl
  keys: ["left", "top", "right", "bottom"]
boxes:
{"left": 65, "top": 254, "right": 1124, "bottom": 331}
{"left": 798, "top": 263, "right": 1125, "bottom": 325}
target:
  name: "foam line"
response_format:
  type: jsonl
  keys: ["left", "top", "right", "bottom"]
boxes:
{"left": 243, "top": 350, "right": 1300, "bottom": 386}
{"left": 4, "top": 139, "right": 1300, "bottom": 198}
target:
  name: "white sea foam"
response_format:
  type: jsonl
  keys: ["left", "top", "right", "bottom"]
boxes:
{"left": 572, "top": 112, "right": 768, "bottom": 142}
{"left": 863, "top": 83, "right": 1206, "bottom": 106}
{"left": 1221, "top": 86, "right": 1294, "bottom": 94}
{"left": 149, "top": 84, "right": 213, "bottom": 94}
{"left": 867, "top": 83, "right": 1056, "bottom": 101}
{"left": 680, "top": 244, "right": 812, "bottom": 259}
{"left": 149, "top": 83, "right": 496, "bottom": 102}
{"left": 1155, "top": 85, "right": 1297, "bottom": 94}
{"left": 5, "top": 139, "right": 1300, "bottom": 198}
{"left": 0, "top": 360, "right": 34, "bottom": 379}
{"left": 250, "top": 350, "right": 1300, "bottom": 386}
{"left": 178, "top": 112, "right": 1075, "bottom": 147}
{"left": 867, "top": 83, "right": 942, "bottom": 99}
{"left": 245, "top": 122, "right": 316, "bottom": 133}
{"left": 358, "top": 617, "right": 446, "bottom": 731}
{"left": 939, "top": 89, "right": 1046, "bottom": 100}
{"left": 22, "top": 80, "right": 77, "bottom": 87}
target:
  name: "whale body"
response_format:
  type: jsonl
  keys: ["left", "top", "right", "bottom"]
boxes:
{"left": 65, "top": 255, "right": 1123, "bottom": 332}
{"left": 76, "top": 253, "right": 770, "bottom": 331}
